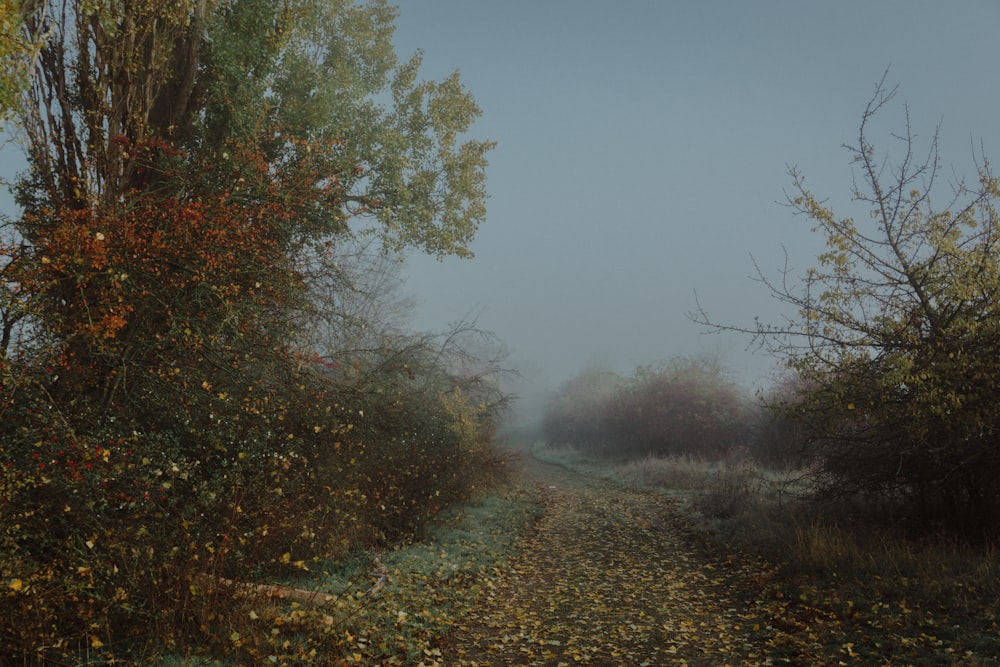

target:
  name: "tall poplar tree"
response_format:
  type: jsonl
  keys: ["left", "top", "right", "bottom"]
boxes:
{"left": 7, "top": 0, "right": 492, "bottom": 412}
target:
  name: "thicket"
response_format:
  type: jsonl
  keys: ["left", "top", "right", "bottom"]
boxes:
{"left": 542, "top": 358, "right": 752, "bottom": 460}
{"left": 694, "top": 75, "right": 1000, "bottom": 535}
{"left": 0, "top": 0, "right": 507, "bottom": 663}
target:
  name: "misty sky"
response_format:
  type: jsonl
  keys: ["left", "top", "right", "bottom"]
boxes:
{"left": 391, "top": 1, "right": 1000, "bottom": 396}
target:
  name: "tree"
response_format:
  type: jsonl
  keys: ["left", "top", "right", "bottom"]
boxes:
{"left": 0, "top": 0, "right": 44, "bottom": 120}
{"left": 6, "top": 0, "right": 492, "bottom": 413}
{"left": 692, "top": 74, "right": 1000, "bottom": 530}
{"left": 542, "top": 364, "right": 625, "bottom": 451}
{"left": 542, "top": 358, "right": 750, "bottom": 460}
{"left": 617, "top": 357, "right": 749, "bottom": 459}
{"left": 15, "top": 0, "right": 490, "bottom": 254}
{"left": 0, "top": 0, "right": 47, "bottom": 356}
{"left": 0, "top": 1, "right": 496, "bottom": 659}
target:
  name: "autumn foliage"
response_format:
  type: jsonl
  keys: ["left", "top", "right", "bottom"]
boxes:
{"left": 0, "top": 139, "right": 505, "bottom": 662}
{"left": 0, "top": 0, "right": 503, "bottom": 663}
{"left": 15, "top": 141, "right": 302, "bottom": 406}
{"left": 693, "top": 78, "right": 1000, "bottom": 532}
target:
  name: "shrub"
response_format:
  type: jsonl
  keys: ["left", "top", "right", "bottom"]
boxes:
{"left": 615, "top": 358, "right": 750, "bottom": 459}
{"left": 0, "top": 337, "right": 508, "bottom": 663}
{"left": 541, "top": 365, "right": 625, "bottom": 452}
{"left": 694, "top": 79, "right": 1000, "bottom": 534}
{"left": 542, "top": 357, "right": 753, "bottom": 461}
{"left": 0, "top": 1, "right": 505, "bottom": 657}
{"left": 748, "top": 374, "right": 817, "bottom": 470}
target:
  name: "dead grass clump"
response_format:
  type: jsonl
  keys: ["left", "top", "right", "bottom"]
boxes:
{"left": 691, "top": 460, "right": 758, "bottom": 519}
{"left": 615, "top": 453, "right": 770, "bottom": 520}
{"left": 616, "top": 454, "right": 708, "bottom": 492}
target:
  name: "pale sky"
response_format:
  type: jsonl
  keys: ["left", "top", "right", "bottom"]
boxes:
{"left": 391, "top": 1, "right": 1000, "bottom": 399}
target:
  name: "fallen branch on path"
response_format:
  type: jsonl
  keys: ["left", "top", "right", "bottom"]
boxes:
{"left": 194, "top": 555, "right": 390, "bottom": 607}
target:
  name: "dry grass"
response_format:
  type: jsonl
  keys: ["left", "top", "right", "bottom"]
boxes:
{"left": 787, "top": 516, "right": 1000, "bottom": 597}
{"left": 612, "top": 451, "right": 998, "bottom": 578}
{"left": 532, "top": 442, "right": 1000, "bottom": 663}
{"left": 580, "top": 448, "right": 1000, "bottom": 664}
{"left": 615, "top": 454, "right": 711, "bottom": 491}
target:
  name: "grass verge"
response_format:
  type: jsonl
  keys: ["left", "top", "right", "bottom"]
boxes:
{"left": 157, "top": 456, "right": 543, "bottom": 666}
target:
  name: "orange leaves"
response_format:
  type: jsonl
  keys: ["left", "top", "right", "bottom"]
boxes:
{"left": 30, "top": 210, "right": 111, "bottom": 277}
{"left": 9, "top": 138, "right": 327, "bottom": 407}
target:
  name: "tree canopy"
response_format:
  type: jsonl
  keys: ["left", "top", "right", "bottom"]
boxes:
{"left": 14, "top": 0, "right": 490, "bottom": 254}
{"left": 0, "top": 0, "right": 43, "bottom": 120}
{"left": 542, "top": 358, "right": 750, "bottom": 460}
{"left": 4, "top": 0, "right": 494, "bottom": 410}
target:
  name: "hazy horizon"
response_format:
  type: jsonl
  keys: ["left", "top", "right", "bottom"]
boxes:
{"left": 390, "top": 1, "right": 1000, "bottom": 408}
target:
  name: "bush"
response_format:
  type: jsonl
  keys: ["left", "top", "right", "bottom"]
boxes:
{"left": 541, "top": 365, "right": 625, "bottom": 451}
{"left": 0, "top": 339, "right": 508, "bottom": 662}
{"left": 542, "top": 357, "right": 753, "bottom": 461}
{"left": 748, "top": 374, "right": 817, "bottom": 470}
{"left": 615, "top": 358, "right": 750, "bottom": 459}
{"left": 694, "top": 79, "right": 1000, "bottom": 534}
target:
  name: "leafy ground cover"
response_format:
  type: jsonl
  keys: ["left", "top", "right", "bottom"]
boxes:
{"left": 440, "top": 456, "right": 777, "bottom": 666}
{"left": 155, "top": 441, "right": 998, "bottom": 666}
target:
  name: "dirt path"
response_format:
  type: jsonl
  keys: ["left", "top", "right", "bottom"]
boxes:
{"left": 442, "top": 455, "right": 773, "bottom": 666}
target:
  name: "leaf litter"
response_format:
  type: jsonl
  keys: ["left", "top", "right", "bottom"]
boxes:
{"left": 440, "top": 461, "right": 776, "bottom": 666}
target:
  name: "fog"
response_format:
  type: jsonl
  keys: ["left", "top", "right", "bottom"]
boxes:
{"left": 390, "top": 1, "right": 1000, "bottom": 415}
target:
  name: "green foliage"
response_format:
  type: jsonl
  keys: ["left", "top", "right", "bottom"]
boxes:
{"left": 0, "top": 0, "right": 44, "bottom": 120}
{"left": 195, "top": 0, "right": 492, "bottom": 258}
{"left": 16, "top": 0, "right": 490, "bottom": 253}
